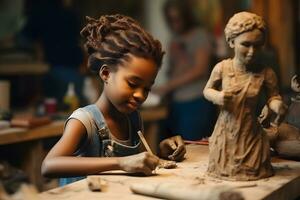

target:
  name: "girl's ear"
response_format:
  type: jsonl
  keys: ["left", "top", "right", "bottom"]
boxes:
{"left": 229, "top": 39, "right": 235, "bottom": 48}
{"left": 99, "top": 65, "right": 110, "bottom": 83}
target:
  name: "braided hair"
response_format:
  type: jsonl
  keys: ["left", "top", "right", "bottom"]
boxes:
{"left": 80, "top": 14, "right": 164, "bottom": 73}
{"left": 224, "top": 12, "right": 266, "bottom": 44}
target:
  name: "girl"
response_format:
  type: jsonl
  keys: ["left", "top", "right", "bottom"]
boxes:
{"left": 42, "top": 14, "right": 186, "bottom": 185}
{"left": 203, "top": 12, "right": 286, "bottom": 181}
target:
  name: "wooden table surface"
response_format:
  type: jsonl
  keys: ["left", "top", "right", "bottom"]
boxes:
{"left": 39, "top": 145, "right": 300, "bottom": 200}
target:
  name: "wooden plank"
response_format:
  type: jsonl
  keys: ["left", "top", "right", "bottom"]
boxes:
{"left": 0, "top": 62, "right": 49, "bottom": 75}
{"left": 39, "top": 145, "right": 300, "bottom": 200}
{"left": 0, "top": 120, "right": 65, "bottom": 145}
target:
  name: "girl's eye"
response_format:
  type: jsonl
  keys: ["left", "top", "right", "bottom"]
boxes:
{"left": 127, "top": 81, "right": 138, "bottom": 88}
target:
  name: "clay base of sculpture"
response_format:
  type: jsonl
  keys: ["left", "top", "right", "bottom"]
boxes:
{"left": 206, "top": 169, "right": 274, "bottom": 181}
{"left": 207, "top": 156, "right": 274, "bottom": 181}
{"left": 207, "top": 152, "right": 274, "bottom": 181}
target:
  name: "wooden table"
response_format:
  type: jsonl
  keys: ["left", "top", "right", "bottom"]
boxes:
{"left": 0, "top": 120, "right": 65, "bottom": 145}
{"left": 0, "top": 120, "right": 65, "bottom": 191}
{"left": 0, "top": 106, "right": 167, "bottom": 190}
{"left": 39, "top": 145, "right": 300, "bottom": 200}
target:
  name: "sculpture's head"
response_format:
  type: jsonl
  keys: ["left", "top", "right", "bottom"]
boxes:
{"left": 225, "top": 12, "right": 267, "bottom": 68}
{"left": 224, "top": 11, "right": 266, "bottom": 44}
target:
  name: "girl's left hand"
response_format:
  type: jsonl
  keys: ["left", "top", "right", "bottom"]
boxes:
{"left": 159, "top": 135, "right": 186, "bottom": 161}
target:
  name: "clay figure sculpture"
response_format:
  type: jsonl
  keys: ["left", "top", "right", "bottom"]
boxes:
{"left": 203, "top": 12, "right": 287, "bottom": 181}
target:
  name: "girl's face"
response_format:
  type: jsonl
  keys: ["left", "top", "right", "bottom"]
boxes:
{"left": 103, "top": 56, "right": 158, "bottom": 114}
{"left": 232, "top": 28, "right": 265, "bottom": 67}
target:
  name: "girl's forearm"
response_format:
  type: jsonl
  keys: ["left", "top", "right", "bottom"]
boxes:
{"left": 41, "top": 156, "right": 121, "bottom": 178}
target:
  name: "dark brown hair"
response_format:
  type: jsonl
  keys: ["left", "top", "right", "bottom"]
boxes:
{"left": 163, "top": 0, "right": 199, "bottom": 33}
{"left": 80, "top": 14, "right": 164, "bottom": 73}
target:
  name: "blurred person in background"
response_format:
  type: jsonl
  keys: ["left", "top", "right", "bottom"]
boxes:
{"left": 153, "top": 0, "right": 217, "bottom": 141}
{"left": 21, "top": 0, "right": 84, "bottom": 103}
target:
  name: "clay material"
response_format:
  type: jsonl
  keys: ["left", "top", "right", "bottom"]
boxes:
{"left": 86, "top": 176, "right": 108, "bottom": 192}
{"left": 130, "top": 182, "right": 244, "bottom": 200}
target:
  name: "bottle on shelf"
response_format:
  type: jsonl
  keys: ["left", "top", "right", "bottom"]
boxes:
{"left": 63, "top": 82, "right": 79, "bottom": 113}
{"left": 82, "top": 76, "right": 99, "bottom": 104}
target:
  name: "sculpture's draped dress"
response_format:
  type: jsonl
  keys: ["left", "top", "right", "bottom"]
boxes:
{"left": 205, "top": 59, "right": 280, "bottom": 180}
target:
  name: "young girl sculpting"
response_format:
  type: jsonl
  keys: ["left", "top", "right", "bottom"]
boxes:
{"left": 41, "top": 14, "right": 186, "bottom": 185}
{"left": 203, "top": 12, "right": 286, "bottom": 180}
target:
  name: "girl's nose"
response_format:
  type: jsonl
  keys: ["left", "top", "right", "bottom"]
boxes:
{"left": 133, "top": 89, "right": 147, "bottom": 102}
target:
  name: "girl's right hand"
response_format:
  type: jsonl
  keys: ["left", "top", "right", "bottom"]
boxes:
{"left": 118, "top": 152, "right": 159, "bottom": 175}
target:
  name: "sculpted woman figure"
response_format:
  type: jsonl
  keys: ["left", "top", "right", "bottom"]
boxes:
{"left": 203, "top": 12, "right": 286, "bottom": 181}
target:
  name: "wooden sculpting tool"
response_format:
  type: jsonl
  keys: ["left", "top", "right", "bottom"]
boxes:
{"left": 137, "top": 130, "right": 154, "bottom": 155}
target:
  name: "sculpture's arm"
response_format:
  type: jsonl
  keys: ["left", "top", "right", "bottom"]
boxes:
{"left": 264, "top": 68, "right": 287, "bottom": 125}
{"left": 203, "top": 62, "right": 227, "bottom": 106}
